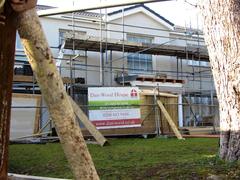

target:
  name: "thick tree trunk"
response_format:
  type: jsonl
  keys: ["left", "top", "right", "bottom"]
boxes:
{"left": 17, "top": 9, "right": 99, "bottom": 179}
{"left": 200, "top": 0, "right": 240, "bottom": 161}
{"left": 0, "top": 3, "right": 16, "bottom": 179}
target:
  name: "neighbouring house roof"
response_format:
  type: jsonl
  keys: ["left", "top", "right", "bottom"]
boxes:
{"left": 74, "top": 11, "right": 102, "bottom": 19}
{"left": 108, "top": 4, "right": 174, "bottom": 27}
{"left": 37, "top": 4, "right": 174, "bottom": 27}
{"left": 36, "top": 5, "right": 55, "bottom": 11}
{"left": 37, "top": 4, "right": 102, "bottom": 19}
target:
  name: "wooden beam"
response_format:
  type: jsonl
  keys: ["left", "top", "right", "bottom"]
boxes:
{"left": 157, "top": 100, "right": 184, "bottom": 140}
{"left": 13, "top": 75, "right": 34, "bottom": 82}
{"left": 69, "top": 96, "right": 108, "bottom": 146}
{"left": 140, "top": 90, "right": 178, "bottom": 97}
{"left": 13, "top": 75, "right": 74, "bottom": 84}
{"left": 182, "top": 134, "right": 219, "bottom": 138}
{"left": 33, "top": 95, "right": 41, "bottom": 134}
{"left": 12, "top": 93, "right": 41, "bottom": 99}
{"left": 0, "top": 3, "right": 16, "bottom": 179}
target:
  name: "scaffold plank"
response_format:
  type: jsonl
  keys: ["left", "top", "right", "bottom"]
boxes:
{"left": 64, "top": 35, "right": 209, "bottom": 61}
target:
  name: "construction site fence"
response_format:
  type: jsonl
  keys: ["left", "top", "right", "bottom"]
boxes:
{"left": 11, "top": 102, "right": 219, "bottom": 128}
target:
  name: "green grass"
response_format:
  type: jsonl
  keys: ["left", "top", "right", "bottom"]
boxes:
{"left": 8, "top": 138, "right": 240, "bottom": 179}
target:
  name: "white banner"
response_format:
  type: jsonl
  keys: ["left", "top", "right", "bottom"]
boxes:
{"left": 88, "top": 87, "right": 141, "bottom": 129}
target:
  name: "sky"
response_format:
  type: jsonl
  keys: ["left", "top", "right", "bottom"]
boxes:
{"left": 37, "top": 0, "right": 201, "bottom": 29}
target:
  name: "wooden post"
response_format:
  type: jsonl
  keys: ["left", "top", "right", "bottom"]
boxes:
{"left": 157, "top": 100, "right": 184, "bottom": 140}
{"left": 0, "top": 3, "right": 16, "bottom": 179}
{"left": 17, "top": 9, "right": 99, "bottom": 179}
{"left": 69, "top": 96, "right": 108, "bottom": 146}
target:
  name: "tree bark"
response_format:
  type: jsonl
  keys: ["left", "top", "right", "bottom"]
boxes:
{"left": 0, "top": 3, "right": 16, "bottom": 179}
{"left": 17, "top": 8, "right": 99, "bottom": 179}
{"left": 200, "top": 0, "right": 240, "bottom": 161}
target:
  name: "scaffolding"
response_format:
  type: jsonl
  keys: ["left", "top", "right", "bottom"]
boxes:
{"left": 12, "top": 1, "right": 219, "bottom": 139}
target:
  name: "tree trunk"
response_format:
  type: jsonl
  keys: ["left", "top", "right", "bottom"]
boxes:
{"left": 17, "top": 8, "right": 99, "bottom": 179}
{"left": 200, "top": 0, "right": 240, "bottom": 161}
{"left": 0, "top": 3, "right": 16, "bottom": 179}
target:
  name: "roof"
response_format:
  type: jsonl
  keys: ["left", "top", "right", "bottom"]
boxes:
{"left": 73, "top": 11, "right": 102, "bottom": 19}
{"left": 37, "top": 5, "right": 101, "bottom": 19}
{"left": 36, "top": 5, "right": 55, "bottom": 11}
{"left": 108, "top": 4, "right": 174, "bottom": 27}
{"left": 37, "top": 4, "right": 173, "bottom": 26}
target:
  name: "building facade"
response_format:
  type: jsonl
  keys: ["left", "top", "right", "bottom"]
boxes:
{"left": 14, "top": 4, "right": 218, "bottom": 129}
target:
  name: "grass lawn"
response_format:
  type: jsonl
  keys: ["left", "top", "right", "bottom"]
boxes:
{"left": 9, "top": 138, "right": 240, "bottom": 179}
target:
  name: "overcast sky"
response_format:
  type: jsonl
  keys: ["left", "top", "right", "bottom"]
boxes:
{"left": 37, "top": 0, "right": 201, "bottom": 29}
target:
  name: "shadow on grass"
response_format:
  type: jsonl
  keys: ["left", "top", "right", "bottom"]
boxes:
{"left": 129, "top": 156, "right": 240, "bottom": 180}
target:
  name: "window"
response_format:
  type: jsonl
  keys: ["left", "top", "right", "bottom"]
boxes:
{"left": 16, "top": 32, "right": 23, "bottom": 50}
{"left": 188, "top": 60, "right": 210, "bottom": 67}
{"left": 127, "top": 35, "right": 153, "bottom": 74}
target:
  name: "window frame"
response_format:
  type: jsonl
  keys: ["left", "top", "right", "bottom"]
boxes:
{"left": 127, "top": 34, "right": 153, "bottom": 74}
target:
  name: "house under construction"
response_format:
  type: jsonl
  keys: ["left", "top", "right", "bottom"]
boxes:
{"left": 11, "top": 2, "right": 219, "bottom": 139}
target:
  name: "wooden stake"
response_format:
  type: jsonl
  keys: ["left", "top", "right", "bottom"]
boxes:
{"left": 0, "top": 3, "right": 16, "bottom": 179}
{"left": 157, "top": 100, "right": 184, "bottom": 140}
{"left": 17, "top": 9, "right": 99, "bottom": 179}
{"left": 69, "top": 96, "right": 108, "bottom": 146}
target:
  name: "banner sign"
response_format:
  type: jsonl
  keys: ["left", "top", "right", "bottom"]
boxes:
{"left": 88, "top": 87, "right": 141, "bottom": 129}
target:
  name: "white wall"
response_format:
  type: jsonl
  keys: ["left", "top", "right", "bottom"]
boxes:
{"left": 15, "top": 8, "right": 212, "bottom": 92}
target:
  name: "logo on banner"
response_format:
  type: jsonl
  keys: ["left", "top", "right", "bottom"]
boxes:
{"left": 130, "top": 89, "right": 138, "bottom": 97}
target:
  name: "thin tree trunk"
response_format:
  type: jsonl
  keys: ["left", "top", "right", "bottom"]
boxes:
{"left": 17, "top": 8, "right": 99, "bottom": 179}
{"left": 200, "top": 0, "right": 240, "bottom": 161}
{"left": 0, "top": 3, "right": 16, "bottom": 179}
